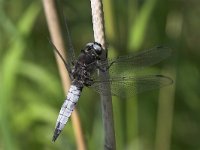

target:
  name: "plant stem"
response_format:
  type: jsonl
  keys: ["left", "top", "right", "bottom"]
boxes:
{"left": 90, "top": 0, "right": 116, "bottom": 149}
{"left": 42, "top": 0, "right": 86, "bottom": 149}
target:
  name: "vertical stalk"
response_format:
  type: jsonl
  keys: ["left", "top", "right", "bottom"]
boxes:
{"left": 155, "top": 70, "right": 176, "bottom": 150}
{"left": 42, "top": 0, "right": 86, "bottom": 150}
{"left": 90, "top": 0, "right": 116, "bottom": 149}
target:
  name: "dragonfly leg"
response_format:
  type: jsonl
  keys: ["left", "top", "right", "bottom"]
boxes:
{"left": 96, "top": 61, "right": 115, "bottom": 72}
{"left": 84, "top": 79, "right": 94, "bottom": 86}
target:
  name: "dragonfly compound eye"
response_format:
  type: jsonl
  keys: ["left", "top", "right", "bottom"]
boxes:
{"left": 93, "top": 42, "right": 102, "bottom": 55}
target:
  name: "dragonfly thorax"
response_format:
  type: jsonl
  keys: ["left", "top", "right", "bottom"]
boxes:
{"left": 71, "top": 42, "right": 103, "bottom": 87}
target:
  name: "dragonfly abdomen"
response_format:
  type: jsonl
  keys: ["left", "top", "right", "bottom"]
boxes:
{"left": 52, "top": 85, "right": 81, "bottom": 142}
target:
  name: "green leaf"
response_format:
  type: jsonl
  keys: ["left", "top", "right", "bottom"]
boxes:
{"left": 128, "top": 0, "right": 157, "bottom": 50}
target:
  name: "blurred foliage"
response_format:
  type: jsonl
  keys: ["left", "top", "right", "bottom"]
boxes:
{"left": 0, "top": 0, "right": 200, "bottom": 150}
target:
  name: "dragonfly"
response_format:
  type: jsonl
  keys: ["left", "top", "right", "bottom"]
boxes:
{"left": 51, "top": 39, "right": 173, "bottom": 141}
{"left": 49, "top": 8, "right": 172, "bottom": 141}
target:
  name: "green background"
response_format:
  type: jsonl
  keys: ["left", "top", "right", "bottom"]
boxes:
{"left": 0, "top": 0, "right": 200, "bottom": 149}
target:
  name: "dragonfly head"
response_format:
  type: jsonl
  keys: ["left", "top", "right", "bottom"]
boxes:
{"left": 85, "top": 42, "right": 103, "bottom": 56}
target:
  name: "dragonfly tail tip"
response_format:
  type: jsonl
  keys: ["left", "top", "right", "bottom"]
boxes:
{"left": 52, "top": 128, "right": 62, "bottom": 142}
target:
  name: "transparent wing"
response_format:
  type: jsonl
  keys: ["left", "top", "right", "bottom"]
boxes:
{"left": 98, "top": 46, "right": 172, "bottom": 74}
{"left": 90, "top": 75, "right": 173, "bottom": 98}
{"left": 58, "top": 1, "right": 76, "bottom": 66}
{"left": 88, "top": 46, "right": 173, "bottom": 97}
{"left": 48, "top": 39, "right": 73, "bottom": 77}
{"left": 63, "top": 16, "right": 76, "bottom": 66}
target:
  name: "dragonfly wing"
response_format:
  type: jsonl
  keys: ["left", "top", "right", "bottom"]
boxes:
{"left": 90, "top": 75, "right": 173, "bottom": 98}
{"left": 48, "top": 39, "right": 73, "bottom": 76}
{"left": 57, "top": 1, "right": 76, "bottom": 67}
{"left": 97, "top": 46, "right": 172, "bottom": 74}
{"left": 63, "top": 16, "right": 76, "bottom": 65}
